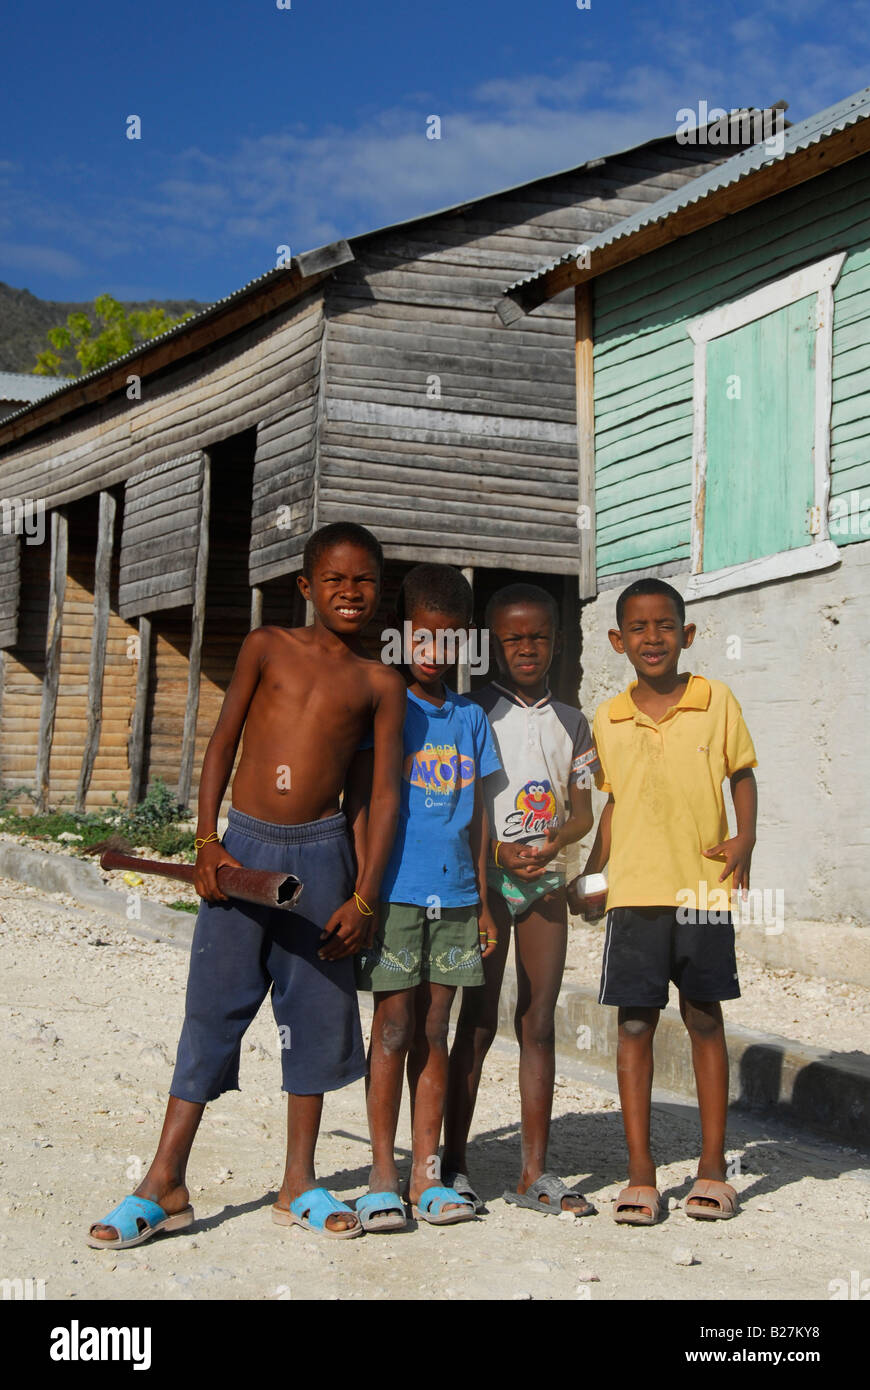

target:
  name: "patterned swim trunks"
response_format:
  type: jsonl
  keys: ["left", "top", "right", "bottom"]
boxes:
{"left": 487, "top": 864, "right": 565, "bottom": 921}
{"left": 356, "top": 901, "right": 485, "bottom": 991}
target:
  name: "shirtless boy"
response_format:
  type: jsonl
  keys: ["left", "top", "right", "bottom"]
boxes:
{"left": 88, "top": 522, "right": 405, "bottom": 1245}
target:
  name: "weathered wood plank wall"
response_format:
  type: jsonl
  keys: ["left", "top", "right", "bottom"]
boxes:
{"left": 118, "top": 453, "right": 205, "bottom": 619}
{"left": 0, "top": 532, "right": 19, "bottom": 648}
{"left": 319, "top": 145, "right": 721, "bottom": 572}
{"left": 249, "top": 297, "right": 323, "bottom": 584}
{"left": 0, "top": 287, "right": 328, "bottom": 510}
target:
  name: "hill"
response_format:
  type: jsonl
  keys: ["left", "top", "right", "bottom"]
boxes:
{"left": 0, "top": 282, "right": 208, "bottom": 375}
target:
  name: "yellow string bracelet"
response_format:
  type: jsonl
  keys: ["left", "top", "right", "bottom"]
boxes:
{"left": 353, "top": 891, "right": 374, "bottom": 916}
{"left": 194, "top": 832, "right": 220, "bottom": 850}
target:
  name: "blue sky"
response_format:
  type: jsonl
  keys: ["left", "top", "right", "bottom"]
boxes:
{"left": 3, "top": 0, "right": 870, "bottom": 305}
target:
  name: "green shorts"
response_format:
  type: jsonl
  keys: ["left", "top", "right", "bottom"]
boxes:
{"left": 356, "top": 902, "right": 485, "bottom": 991}
{"left": 487, "top": 864, "right": 565, "bottom": 921}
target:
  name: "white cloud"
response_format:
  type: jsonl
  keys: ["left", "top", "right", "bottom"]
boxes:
{"left": 0, "top": 241, "right": 86, "bottom": 277}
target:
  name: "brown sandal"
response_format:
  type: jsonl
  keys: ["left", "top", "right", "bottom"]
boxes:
{"left": 685, "top": 1178, "right": 738, "bottom": 1220}
{"left": 613, "top": 1185, "right": 662, "bottom": 1225}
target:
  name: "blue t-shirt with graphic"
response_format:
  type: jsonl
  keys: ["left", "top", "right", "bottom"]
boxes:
{"left": 380, "top": 687, "right": 501, "bottom": 908}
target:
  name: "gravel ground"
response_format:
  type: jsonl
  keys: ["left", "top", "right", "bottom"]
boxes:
{"left": 564, "top": 922, "right": 870, "bottom": 1054}
{"left": 1, "top": 875, "right": 868, "bottom": 1302}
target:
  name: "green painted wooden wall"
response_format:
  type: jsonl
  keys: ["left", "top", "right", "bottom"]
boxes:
{"left": 592, "top": 151, "right": 870, "bottom": 578}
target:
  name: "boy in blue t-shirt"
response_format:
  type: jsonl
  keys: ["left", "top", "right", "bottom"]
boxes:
{"left": 356, "top": 564, "right": 500, "bottom": 1229}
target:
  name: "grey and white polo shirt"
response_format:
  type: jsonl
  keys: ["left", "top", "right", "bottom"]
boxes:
{"left": 471, "top": 682, "right": 600, "bottom": 872}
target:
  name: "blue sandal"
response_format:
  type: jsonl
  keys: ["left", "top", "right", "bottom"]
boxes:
{"left": 272, "top": 1187, "right": 363, "bottom": 1239}
{"left": 412, "top": 1185, "right": 476, "bottom": 1225}
{"left": 87, "top": 1194, "right": 194, "bottom": 1249}
{"left": 355, "top": 1190, "right": 407, "bottom": 1233}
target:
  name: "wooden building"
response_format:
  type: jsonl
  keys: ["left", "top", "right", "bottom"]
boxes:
{"left": 0, "top": 126, "right": 749, "bottom": 814}
{"left": 502, "top": 87, "right": 870, "bottom": 925}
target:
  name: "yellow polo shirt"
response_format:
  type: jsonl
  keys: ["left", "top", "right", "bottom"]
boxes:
{"left": 592, "top": 674, "right": 757, "bottom": 910}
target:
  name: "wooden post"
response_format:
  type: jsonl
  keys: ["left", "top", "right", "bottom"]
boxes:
{"left": 35, "top": 509, "right": 68, "bottom": 811}
{"left": 456, "top": 565, "right": 474, "bottom": 693}
{"left": 289, "top": 577, "right": 306, "bottom": 629}
{"left": 0, "top": 649, "right": 5, "bottom": 784}
{"left": 558, "top": 572, "right": 581, "bottom": 704}
{"left": 76, "top": 491, "right": 116, "bottom": 811}
{"left": 177, "top": 456, "right": 211, "bottom": 808}
{"left": 575, "top": 284, "right": 597, "bottom": 600}
{"left": 127, "top": 615, "right": 152, "bottom": 807}
{"left": 250, "top": 585, "right": 263, "bottom": 631}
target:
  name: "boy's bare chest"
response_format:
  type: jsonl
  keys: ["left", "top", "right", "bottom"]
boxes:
{"left": 258, "top": 654, "right": 370, "bottom": 723}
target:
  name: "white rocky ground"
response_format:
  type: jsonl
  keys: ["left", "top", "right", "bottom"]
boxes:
{"left": 564, "top": 925, "right": 870, "bottom": 1054}
{"left": 1, "top": 873, "right": 868, "bottom": 1302}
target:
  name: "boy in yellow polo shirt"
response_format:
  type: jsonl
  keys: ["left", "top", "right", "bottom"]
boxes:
{"left": 577, "top": 578, "right": 757, "bottom": 1226}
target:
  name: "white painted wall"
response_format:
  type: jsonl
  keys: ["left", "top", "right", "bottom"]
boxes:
{"left": 579, "top": 542, "right": 870, "bottom": 927}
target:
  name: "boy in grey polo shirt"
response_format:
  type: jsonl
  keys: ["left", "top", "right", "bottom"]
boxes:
{"left": 443, "top": 583, "right": 599, "bottom": 1217}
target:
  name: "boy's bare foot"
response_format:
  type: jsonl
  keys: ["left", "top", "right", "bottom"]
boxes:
{"left": 406, "top": 1161, "right": 466, "bottom": 1214}
{"left": 89, "top": 1179, "right": 191, "bottom": 1241}
{"left": 688, "top": 1154, "right": 729, "bottom": 1208}
{"left": 614, "top": 1162, "right": 658, "bottom": 1219}
{"left": 276, "top": 1177, "right": 359, "bottom": 1234}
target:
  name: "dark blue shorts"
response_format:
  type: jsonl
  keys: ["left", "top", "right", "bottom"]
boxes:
{"left": 598, "top": 906, "right": 741, "bottom": 1009}
{"left": 170, "top": 808, "right": 366, "bottom": 1102}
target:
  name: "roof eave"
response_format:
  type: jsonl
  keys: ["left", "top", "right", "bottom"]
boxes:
{"left": 502, "top": 115, "right": 870, "bottom": 320}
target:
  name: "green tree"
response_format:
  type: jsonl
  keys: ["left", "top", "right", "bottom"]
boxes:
{"left": 33, "top": 293, "right": 194, "bottom": 376}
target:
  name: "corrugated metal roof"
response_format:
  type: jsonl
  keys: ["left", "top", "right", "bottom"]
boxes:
{"left": 0, "top": 371, "right": 75, "bottom": 402}
{"left": 343, "top": 122, "right": 722, "bottom": 243}
{"left": 506, "top": 87, "right": 870, "bottom": 294}
{"left": 0, "top": 263, "right": 297, "bottom": 429}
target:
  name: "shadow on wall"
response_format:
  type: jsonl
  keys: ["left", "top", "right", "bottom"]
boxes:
{"left": 737, "top": 1042, "right": 870, "bottom": 1152}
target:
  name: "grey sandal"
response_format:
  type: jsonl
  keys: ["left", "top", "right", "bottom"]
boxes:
{"left": 442, "top": 1170, "right": 485, "bottom": 1214}
{"left": 503, "top": 1172, "right": 596, "bottom": 1218}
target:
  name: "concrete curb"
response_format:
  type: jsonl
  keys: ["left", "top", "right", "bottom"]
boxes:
{"left": 498, "top": 973, "right": 870, "bottom": 1152}
{"left": 2, "top": 839, "right": 868, "bottom": 1151}
{"left": 0, "top": 841, "right": 195, "bottom": 949}
{"left": 734, "top": 920, "right": 870, "bottom": 990}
